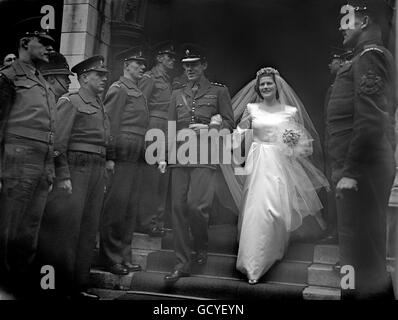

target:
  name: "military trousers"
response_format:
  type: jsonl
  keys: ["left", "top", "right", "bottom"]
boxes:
{"left": 39, "top": 151, "right": 105, "bottom": 293}
{"left": 138, "top": 116, "right": 170, "bottom": 232}
{"left": 99, "top": 133, "right": 144, "bottom": 266}
{"left": 336, "top": 161, "right": 395, "bottom": 299}
{"left": 170, "top": 167, "right": 215, "bottom": 272}
{"left": 0, "top": 135, "right": 53, "bottom": 278}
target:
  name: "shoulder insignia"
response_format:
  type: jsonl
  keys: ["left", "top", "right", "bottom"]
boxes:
{"left": 211, "top": 82, "right": 225, "bottom": 87}
{"left": 360, "top": 47, "right": 384, "bottom": 57}
{"left": 359, "top": 70, "right": 383, "bottom": 96}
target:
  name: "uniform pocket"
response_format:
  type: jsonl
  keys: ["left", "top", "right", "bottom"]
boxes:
{"left": 77, "top": 105, "right": 98, "bottom": 115}
{"left": 2, "top": 144, "right": 28, "bottom": 178}
{"left": 14, "top": 79, "right": 39, "bottom": 90}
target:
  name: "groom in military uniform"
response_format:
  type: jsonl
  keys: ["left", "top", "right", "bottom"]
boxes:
{"left": 159, "top": 45, "right": 235, "bottom": 282}
{"left": 326, "top": 0, "right": 396, "bottom": 299}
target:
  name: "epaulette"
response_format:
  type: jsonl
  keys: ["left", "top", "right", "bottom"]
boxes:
{"left": 59, "top": 90, "right": 78, "bottom": 102}
{"left": 175, "top": 84, "right": 187, "bottom": 90}
{"left": 360, "top": 46, "right": 384, "bottom": 57}
{"left": 211, "top": 82, "right": 225, "bottom": 87}
{"left": 110, "top": 82, "right": 121, "bottom": 89}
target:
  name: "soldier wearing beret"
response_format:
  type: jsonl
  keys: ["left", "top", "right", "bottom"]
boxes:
{"left": 0, "top": 17, "right": 56, "bottom": 292}
{"left": 326, "top": 1, "right": 396, "bottom": 299}
{"left": 99, "top": 48, "right": 148, "bottom": 276}
{"left": 137, "top": 41, "right": 176, "bottom": 237}
{"left": 159, "top": 44, "right": 235, "bottom": 282}
{"left": 42, "top": 55, "right": 110, "bottom": 299}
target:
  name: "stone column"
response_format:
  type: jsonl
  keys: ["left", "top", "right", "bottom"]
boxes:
{"left": 60, "top": 0, "right": 112, "bottom": 90}
{"left": 108, "top": 0, "right": 148, "bottom": 83}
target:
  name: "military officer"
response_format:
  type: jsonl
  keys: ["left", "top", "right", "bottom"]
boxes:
{"left": 42, "top": 55, "right": 109, "bottom": 299}
{"left": 99, "top": 48, "right": 148, "bottom": 276}
{"left": 327, "top": 1, "right": 396, "bottom": 299}
{"left": 138, "top": 41, "right": 176, "bottom": 237}
{"left": 159, "top": 45, "right": 235, "bottom": 282}
{"left": 39, "top": 51, "right": 73, "bottom": 101}
{"left": 0, "top": 19, "right": 56, "bottom": 292}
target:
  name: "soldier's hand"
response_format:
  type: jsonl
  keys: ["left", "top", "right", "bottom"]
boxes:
{"left": 57, "top": 179, "right": 73, "bottom": 194}
{"left": 210, "top": 114, "right": 222, "bottom": 126}
{"left": 189, "top": 123, "right": 209, "bottom": 133}
{"left": 106, "top": 160, "right": 115, "bottom": 174}
{"left": 158, "top": 161, "right": 167, "bottom": 174}
{"left": 336, "top": 177, "right": 358, "bottom": 199}
{"left": 48, "top": 183, "right": 53, "bottom": 193}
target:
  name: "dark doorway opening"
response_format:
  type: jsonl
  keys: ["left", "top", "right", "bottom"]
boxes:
{"left": 143, "top": 0, "right": 353, "bottom": 136}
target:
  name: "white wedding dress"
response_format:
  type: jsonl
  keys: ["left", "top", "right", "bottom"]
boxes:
{"left": 235, "top": 103, "right": 327, "bottom": 282}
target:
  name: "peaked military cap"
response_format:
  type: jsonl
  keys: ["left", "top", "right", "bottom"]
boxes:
{"left": 40, "top": 52, "right": 73, "bottom": 76}
{"left": 71, "top": 55, "right": 108, "bottom": 77}
{"left": 121, "top": 46, "right": 147, "bottom": 63}
{"left": 152, "top": 41, "right": 176, "bottom": 56}
{"left": 181, "top": 44, "right": 207, "bottom": 63}
{"left": 15, "top": 16, "right": 55, "bottom": 45}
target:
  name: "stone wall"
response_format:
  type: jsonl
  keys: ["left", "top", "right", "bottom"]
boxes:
{"left": 60, "top": 0, "right": 112, "bottom": 90}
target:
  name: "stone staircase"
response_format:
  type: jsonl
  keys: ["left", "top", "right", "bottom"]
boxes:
{"left": 90, "top": 224, "right": 342, "bottom": 300}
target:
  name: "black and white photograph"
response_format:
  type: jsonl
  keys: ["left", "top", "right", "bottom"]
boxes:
{"left": 0, "top": 0, "right": 397, "bottom": 310}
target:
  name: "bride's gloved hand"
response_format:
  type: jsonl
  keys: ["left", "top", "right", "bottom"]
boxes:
{"left": 210, "top": 114, "right": 222, "bottom": 126}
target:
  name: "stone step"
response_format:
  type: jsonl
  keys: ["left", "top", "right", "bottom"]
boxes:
{"left": 89, "top": 269, "right": 305, "bottom": 299}
{"left": 90, "top": 269, "right": 135, "bottom": 291}
{"left": 129, "top": 272, "right": 305, "bottom": 300}
{"left": 132, "top": 232, "right": 163, "bottom": 251}
{"left": 313, "top": 244, "right": 339, "bottom": 265}
{"left": 146, "top": 250, "right": 310, "bottom": 285}
{"left": 303, "top": 286, "right": 341, "bottom": 300}
{"left": 307, "top": 263, "right": 340, "bottom": 288}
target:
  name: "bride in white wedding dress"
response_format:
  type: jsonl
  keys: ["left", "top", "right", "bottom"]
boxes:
{"left": 222, "top": 67, "right": 329, "bottom": 284}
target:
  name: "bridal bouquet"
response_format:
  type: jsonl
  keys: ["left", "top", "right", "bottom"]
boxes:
{"left": 282, "top": 129, "right": 301, "bottom": 148}
{"left": 278, "top": 124, "right": 312, "bottom": 158}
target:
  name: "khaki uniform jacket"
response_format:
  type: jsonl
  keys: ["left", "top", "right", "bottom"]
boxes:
{"left": 165, "top": 75, "right": 235, "bottom": 168}
{"left": 326, "top": 38, "right": 396, "bottom": 182}
{"left": 104, "top": 76, "right": 149, "bottom": 160}
{"left": 0, "top": 60, "right": 56, "bottom": 177}
{"left": 54, "top": 87, "right": 110, "bottom": 180}
{"left": 139, "top": 65, "right": 172, "bottom": 120}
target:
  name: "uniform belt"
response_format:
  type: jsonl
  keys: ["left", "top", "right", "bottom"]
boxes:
{"left": 120, "top": 126, "right": 147, "bottom": 136}
{"left": 68, "top": 142, "right": 106, "bottom": 156}
{"left": 149, "top": 110, "right": 168, "bottom": 119}
{"left": 6, "top": 127, "right": 54, "bottom": 144}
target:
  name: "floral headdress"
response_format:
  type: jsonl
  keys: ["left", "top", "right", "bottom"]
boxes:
{"left": 256, "top": 67, "right": 280, "bottom": 78}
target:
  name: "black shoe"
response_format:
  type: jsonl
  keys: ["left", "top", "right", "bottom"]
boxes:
{"left": 164, "top": 270, "right": 190, "bottom": 283}
{"left": 105, "top": 263, "right": 129, "bottom": 275}
{"left": 195, "top": 251, "right": 208, "bottom": 265}
{"left": 148, "top": 226, "right": 165, "bottom": 237}
{"left": 122, "top": 262, "right": 142, "bottom": 272}
{"left": 71, "top": 291, "right": 100, "bottom": 300}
